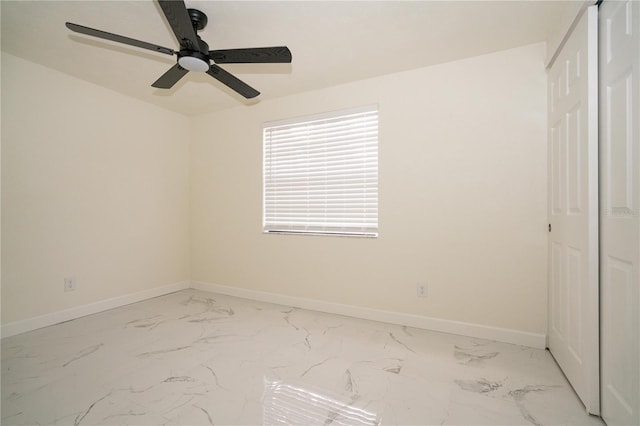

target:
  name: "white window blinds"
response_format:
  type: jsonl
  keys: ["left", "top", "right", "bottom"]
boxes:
{"left": 263, "top": 106, "right": 379, "bottom": 237}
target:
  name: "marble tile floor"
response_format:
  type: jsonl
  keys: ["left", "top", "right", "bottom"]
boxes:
{"left": 1, "top": 289, "right": 604, "bottom": 426}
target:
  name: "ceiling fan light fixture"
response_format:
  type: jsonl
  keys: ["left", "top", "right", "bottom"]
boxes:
{"left": 178, "top": 54, "right": 209, "bottom": 72}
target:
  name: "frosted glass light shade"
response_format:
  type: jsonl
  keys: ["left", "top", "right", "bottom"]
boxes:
{"left": 178, "top": 56, "right": 209, "bottom": 72}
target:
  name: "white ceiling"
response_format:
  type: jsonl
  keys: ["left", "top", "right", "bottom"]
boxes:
{"left": 1, "top": 1, "right": 571, "bottom": 116}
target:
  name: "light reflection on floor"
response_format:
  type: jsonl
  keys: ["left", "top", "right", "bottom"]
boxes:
{"left": 263, "top": 377, "right": 381, "bottom": 425}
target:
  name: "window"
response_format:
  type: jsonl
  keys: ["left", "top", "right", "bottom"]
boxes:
{"left": 263, "top": 105, "right": 379, "bottom": 237}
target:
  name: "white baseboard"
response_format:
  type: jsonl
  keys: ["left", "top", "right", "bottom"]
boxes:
{"left": 1, "top": 281, "right": 190, "bottom": 339}
{"left": 191, "top": 281, "right": 547, "bottom": 349}
{"left": 2, "top": 280, "right": 546, "bottom": 349}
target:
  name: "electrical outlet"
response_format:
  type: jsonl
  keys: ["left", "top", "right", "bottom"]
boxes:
{"left": 64, "top": 276, "right": 77, "bottom": 292}
{"left": 417, "top": 282, "right": 427, "bottom": 298}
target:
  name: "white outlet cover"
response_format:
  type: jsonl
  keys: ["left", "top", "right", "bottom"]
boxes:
{"left": 64, "top": 276, "right": 76, "bottom": 292}
{"left": 417, "top": 283, "right": 427, "bottom": 297}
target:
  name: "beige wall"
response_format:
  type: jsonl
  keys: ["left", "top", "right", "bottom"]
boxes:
{"left": 191, "top": 43, "right": 548, "bottom": 334}
{"left": 1, "top": 42, "right": 549, "bottom": 335}
{"left": 1, "top": 53, "right": 190, "bottom": 324}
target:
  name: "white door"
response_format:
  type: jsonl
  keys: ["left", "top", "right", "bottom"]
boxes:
{"left": 547, "top": 6, "right": 600, "bottom": 414}
{"left": 600, "top": 1, "right": 640, "bottom": 425}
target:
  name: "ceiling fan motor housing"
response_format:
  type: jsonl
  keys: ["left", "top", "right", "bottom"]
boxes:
{"left": 176, "top": 9, "right": 211, "bottom": 72}
{"left": 177, "top": 35, "right": 210, "bottom": 72}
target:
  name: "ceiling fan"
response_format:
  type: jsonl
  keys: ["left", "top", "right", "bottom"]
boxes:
{"left": 65, "top": 0, "right": 292, "bottom": 99}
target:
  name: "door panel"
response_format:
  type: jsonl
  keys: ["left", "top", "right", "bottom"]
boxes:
{"left": 547, "top": 5, "right": 599, "bottom": 414}
{"left": 600, "top": 1, "right": 640, "bottom": 425}
{"left": 551, "top": 122, "right": 564, "bottom": 215}
{"left": 566, "top": 246, "right": 583, "bottom": 359}
{"left": 551, "top": 241, "right": 565, "bottom": 338}
{"left": 608, "top": 71, "right": 633, "bottom": 210}
{"left": 567, "top": 105, "right": 582, "bottom": 214}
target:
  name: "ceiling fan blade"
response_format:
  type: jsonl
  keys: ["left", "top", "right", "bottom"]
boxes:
{"left": 210, "top": 47, "right": 292, "bottom": 64}
{"left": 207, "top": 65, "right": 260, "bottom": 99}
{"left": 65, "top": 22, "right": 175, "bottom": 55}
{"left": 151, "top": 64, "right": 189, "bottom": 89}
{"left": 157, "top": 0, "right": 200, "bottom": 52}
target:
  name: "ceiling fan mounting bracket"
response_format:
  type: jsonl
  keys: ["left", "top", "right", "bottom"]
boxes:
{"left": 187, "top": 8, "right": 208, "bottom": 31}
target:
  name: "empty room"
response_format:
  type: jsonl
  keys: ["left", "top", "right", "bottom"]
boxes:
{"left": 1, "top": 0, "right": 638, "bottom": 425}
